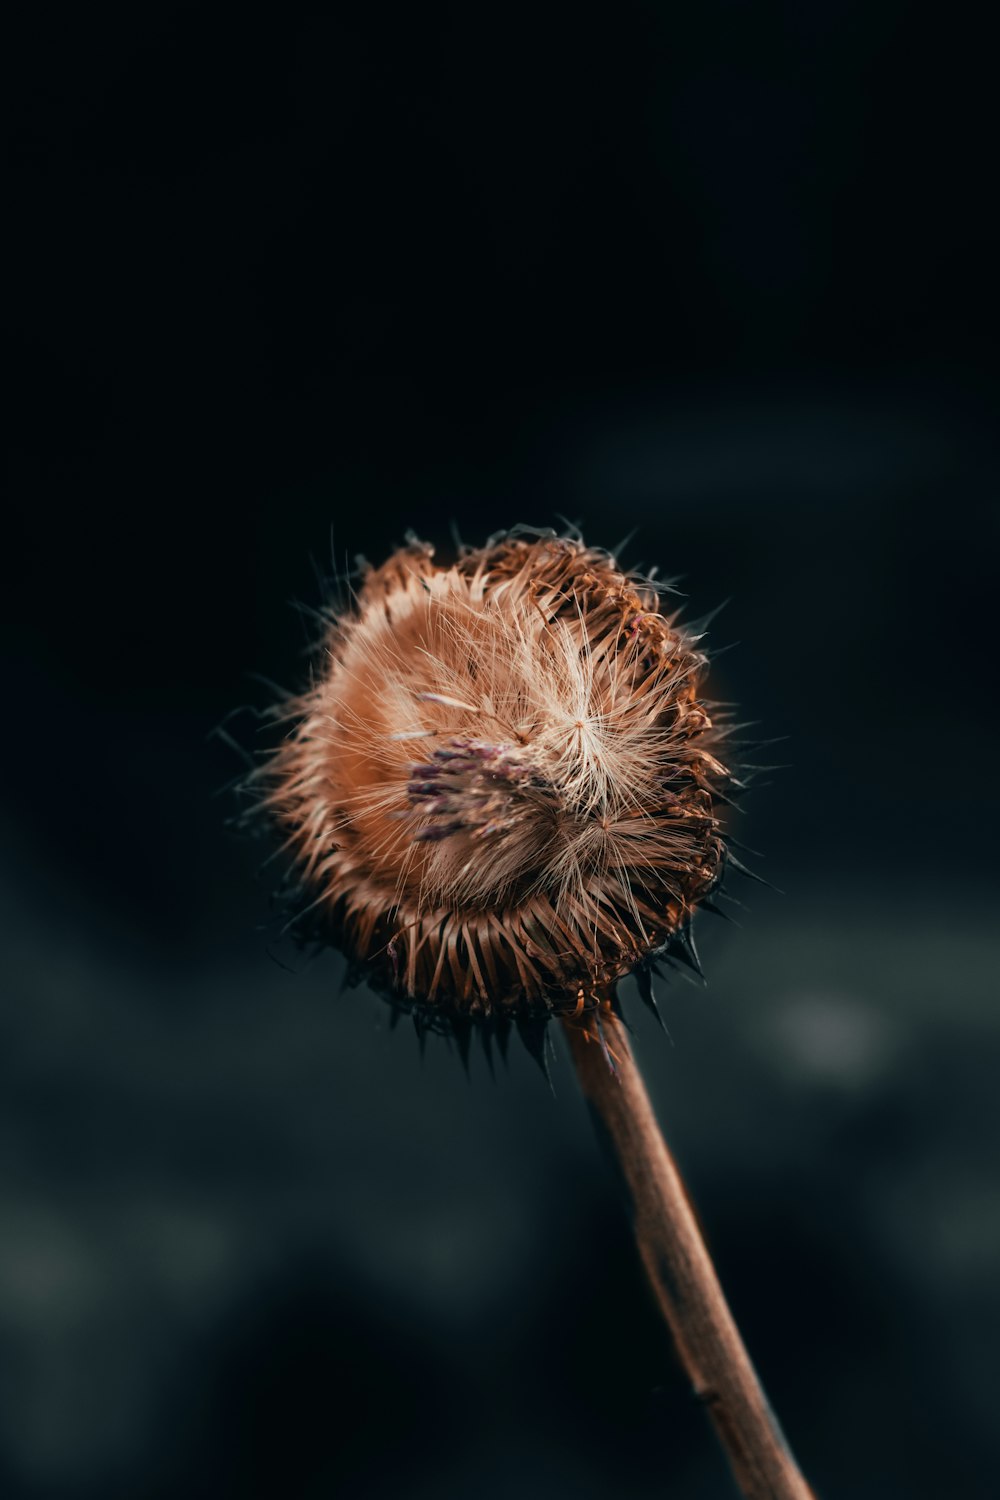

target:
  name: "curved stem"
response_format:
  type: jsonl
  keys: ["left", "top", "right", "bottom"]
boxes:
{"left": 563, "top": 1008, "right": 814, "bottom": 1500}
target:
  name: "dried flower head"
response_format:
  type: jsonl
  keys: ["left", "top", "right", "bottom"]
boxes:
{"left": 257, "top": 529, "right": 733, "bottom": 1028}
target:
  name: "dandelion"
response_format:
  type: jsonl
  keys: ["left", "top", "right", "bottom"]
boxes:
{"left": 262, "top": 528, "right": 727, "bottom": 1026}
{"left": 247, "top": 526, "right": 813, "bottom": 1500}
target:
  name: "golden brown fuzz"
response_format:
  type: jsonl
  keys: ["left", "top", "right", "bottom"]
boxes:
{"left": 260, "top": 530, "right": 731, "bottom": 1021}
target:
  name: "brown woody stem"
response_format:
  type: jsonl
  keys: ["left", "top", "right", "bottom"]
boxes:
{"left": 563, "top": 1008, "right": 814, "bottom": 1500}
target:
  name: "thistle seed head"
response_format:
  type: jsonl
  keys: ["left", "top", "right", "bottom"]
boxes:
{"left": 258, "top": 528, "right": 732, "bottom": 1024}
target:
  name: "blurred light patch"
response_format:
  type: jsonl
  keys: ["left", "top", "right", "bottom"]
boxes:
{"left": 770, "top": 994, "right": 898, "bottom": 1087}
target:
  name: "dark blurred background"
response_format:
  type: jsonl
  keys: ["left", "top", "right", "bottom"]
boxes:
{"left": 3, "top": 4, "right": 999, "bottom": 1496}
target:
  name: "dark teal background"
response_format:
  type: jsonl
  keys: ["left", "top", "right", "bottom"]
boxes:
{"left": 3, "top": 4, "right": 998, "bottom": 1496}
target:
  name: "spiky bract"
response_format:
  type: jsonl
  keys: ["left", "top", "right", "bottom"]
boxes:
{"left": 260, "top": 529, "right": 731, "bottom": 1023}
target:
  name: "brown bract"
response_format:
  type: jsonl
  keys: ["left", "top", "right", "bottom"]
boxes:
{"left": 262, "top": 531, "right": 730, "bottom": 1020}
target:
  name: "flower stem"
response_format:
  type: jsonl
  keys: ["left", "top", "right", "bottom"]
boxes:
{"left": 563, "top": 1008, "right": 814, "bottom": 1500}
